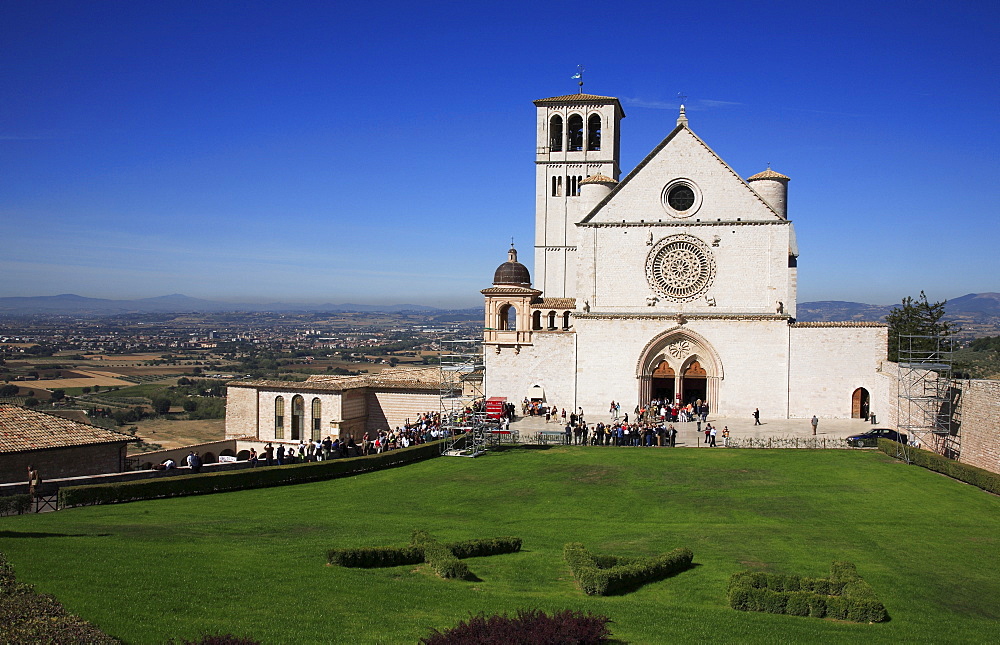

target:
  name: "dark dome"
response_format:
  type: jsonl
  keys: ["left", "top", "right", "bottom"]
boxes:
{"left": 493, "top": 246, "right": 531, "bottom": 286}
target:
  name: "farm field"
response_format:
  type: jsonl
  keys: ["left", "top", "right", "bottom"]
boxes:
{"left": 127, "top": 417, "right": 226, "bottom": 452}
{"left": 0, "top": 448, "right": 997, "bottom": 644}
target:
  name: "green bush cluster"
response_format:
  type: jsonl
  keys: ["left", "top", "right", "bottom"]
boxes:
{"left": 327, "top": 545, "right": 425, "bottom": 568}
{"left": 728, "top": 561, "right": 887, "bottom": 623}
{"left": 0, "top": 494, "right": 31, "bottom": 516}
{"left": 0, "top": 551, "right": 120, "bottom": 644}
{"left": 412, "top": 529, "right": 470, "bottom": 579}
{"left": 328, "top": 530, "right": 522, "bottom": 581}
{"left": 878, "top": 438, "right": 1000, "bottom": 494}
{"left": 60, "top": 440, "right": 445, "bottom": 508}
{"left": 563, "top": 542, "right": 694, "bottom": 596}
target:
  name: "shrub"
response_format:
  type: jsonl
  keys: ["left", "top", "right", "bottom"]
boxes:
{"left": 328, "top": 529, "right": 522, "bottom": 581}
{"left": 0, "top": 494, "right": 31, "bottom": 516}
{"left": 60, "top": 438, "right": 445, "bottom": 508}
{"left": 727, "top": 561, "right": 887, "bottom": 623}
{"left": 878, "top": 438, "right": 1000, "bottom": 495}
{"left": 0, "top": 551, "right": 120, "bottom": 644}
{"left": 421, "top": 609, "right": 611, "bottom": 645}
{"left": 175, "top": 635, "right": 261, "bottom": 645}
{"left": 564, "top": 542, "right": 694, "bottom": 596}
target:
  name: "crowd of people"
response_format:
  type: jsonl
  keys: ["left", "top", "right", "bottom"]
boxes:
{"left": 550, "top": 398, "right": 731, "bottom": 448}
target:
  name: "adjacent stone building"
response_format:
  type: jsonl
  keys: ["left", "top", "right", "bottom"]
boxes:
{"left": 482, "top": 92, "right": 887, "bottom": 418}
{"left": 225, "top": 367, "right": 441, "bottom": 443}
{"left": 0, "top": 404, "right": 137, "bottom": 484}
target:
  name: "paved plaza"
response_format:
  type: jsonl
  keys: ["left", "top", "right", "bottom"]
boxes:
{"left": 510, "top": 413, "right": 877, "bottom": 448}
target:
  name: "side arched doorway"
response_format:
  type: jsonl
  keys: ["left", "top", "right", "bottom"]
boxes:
{"left": 681, "top": 361, "right": 708, "bottom": 405}
{"left": 851, "top": 387, "right": 870, "bottom": 420}
{"left": 651, "top": 361, "right": 675, "bottom": 400}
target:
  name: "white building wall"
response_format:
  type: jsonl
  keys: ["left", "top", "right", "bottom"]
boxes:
{"left": 484, "top": 333, "right": 576, "bottom": 408}
{"left": 583, "top": 222, "right": 792, "bottom": 314}
{"left": 573, "top": 317, "right": 791, "bottom": 417}
{"left": 788, "top": 325, "right": 888, "bottom": 418}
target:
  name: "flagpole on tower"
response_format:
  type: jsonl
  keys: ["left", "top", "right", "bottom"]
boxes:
{"left": 572, "top": 65, "right": 585, "bottom": 93}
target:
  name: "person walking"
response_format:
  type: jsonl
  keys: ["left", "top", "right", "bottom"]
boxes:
{"left": 709, "top": 425, "right": 717, "bottom": 447}
{"left": 753, "top": 408, "right": 761, "bottom": 425}
{"left": 27, "top": 465, "right": 40, "bottom": 512}
{"left": 811, "top": 415, "right": 819, "bottom": 435}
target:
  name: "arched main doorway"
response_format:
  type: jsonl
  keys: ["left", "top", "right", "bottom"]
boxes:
{"left": 852, "top": 387, "right": 870, "bottom": 420}
{"left": 636, "top": 328, "right": 723, "bottom": 411}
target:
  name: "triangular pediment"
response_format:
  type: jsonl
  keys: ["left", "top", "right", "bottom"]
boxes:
{"left": 581, "top": 126, "right": 782, "bottom": 224}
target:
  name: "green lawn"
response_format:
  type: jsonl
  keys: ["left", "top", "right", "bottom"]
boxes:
{"left": 1, "top": 447, "right": 997, "bottom": 644}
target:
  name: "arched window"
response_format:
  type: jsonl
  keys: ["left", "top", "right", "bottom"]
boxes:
{"left": 532, "top": 310, "right": 542, "bottom": 330}
{"left": 547, "top": 311, "right": 557, "bottom": 329}
{"left": 498, "top": 304, "right": 516, "bottom": 330}
{"left": 567, "top": 114, "right": 583, "bottom": 151}
{"left": 291, "top": 395, "right": 304, "bottom": 441}
{"left": 563, "top": 311, "right": 571, "bottom": 329}
{"left": 587, "top": 114, "right": 601, "bottom": 151}
{"left": 549, "top": 115, "right": 563, "bottom": 152}
{"left": 274, "top": 396, "right": 285, "bottom": 440}
{"left": 551, "top": 175, "right": 563, "bottom": 197}
{"left": 311, "top": 398, "right": 322, "bottom": 441}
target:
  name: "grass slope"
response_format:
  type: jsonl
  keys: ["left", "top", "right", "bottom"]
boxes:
{"left": 0, "top": 447, "right": 997, "bottom": 644}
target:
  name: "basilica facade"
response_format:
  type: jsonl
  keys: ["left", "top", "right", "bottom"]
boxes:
{"left": 482, "top": 92, "right": 886, "bottom": 419}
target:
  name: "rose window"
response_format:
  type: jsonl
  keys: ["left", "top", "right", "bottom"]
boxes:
{"left": 645, "top": 235, "right": 716, "bottom": 302}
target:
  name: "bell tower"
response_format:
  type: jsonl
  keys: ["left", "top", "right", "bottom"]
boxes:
{"left": 533, "top": 92, "right": 624, "bottom": 298}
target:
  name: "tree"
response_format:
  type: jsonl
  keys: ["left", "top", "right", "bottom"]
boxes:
{"left": 183, "top": 399, "right": 198, "bottom": 412}
{"left": 151, "top": 397, "right": 172, "bottom": 415}
{"left": 885, "top": 291, "right": 954, "bottom": 362}
{"left": 24, "top": 397, "right": 39, "bottom": 408}
{"left": 0, "top": 384, "right": 18, "bottom": 397}
{"left": 51, "top": 389, "right": 65, "bottom": 402}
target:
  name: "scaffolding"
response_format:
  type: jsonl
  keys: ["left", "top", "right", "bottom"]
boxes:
{"left": 438, "top": 339, "right": 491, "bottom": 457}
{"left": 895, "top": 333, "right": 958, "bottom": 461}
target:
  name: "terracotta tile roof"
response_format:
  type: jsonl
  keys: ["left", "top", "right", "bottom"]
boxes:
{"left": 747, "top": 168, "right": 790, "bottom": 181}
{"left": 230, "top": 367, "right": 442, "bottom": 393}
{"left": 534, "top": 93, "right": 619, "bottom": 104}
{"left": 580, "top": 174, "right": 617, "bottom": 185}
{"left": 790, "top": 321, "right": 887, "bottom": 328}
{"left": 532, "top": 298, "right": 577, "bottom": 309}
{"left": 0, "top": 405, "right": 137, "bottom": 454}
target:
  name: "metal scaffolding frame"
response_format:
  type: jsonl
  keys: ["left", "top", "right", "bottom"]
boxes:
{"left": 438, "top": 339, "right": 491, "bottom": 457}
{"left": 895, "top": 333, "right": 958, "bottom": 461}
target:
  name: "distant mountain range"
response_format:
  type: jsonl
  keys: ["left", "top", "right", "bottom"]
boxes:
{"left": 0, "top": 292, "right": 998, "bottom": 322}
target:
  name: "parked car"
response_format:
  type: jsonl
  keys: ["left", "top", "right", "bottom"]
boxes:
{"left": 846, "top": 428, "right": 908, "bottom": 448}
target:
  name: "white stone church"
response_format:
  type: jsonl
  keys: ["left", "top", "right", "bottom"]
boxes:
{"left": 482, "top": 92, "right": 886, "bottom": 419}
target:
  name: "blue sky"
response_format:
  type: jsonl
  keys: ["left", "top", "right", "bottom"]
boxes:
{"left": 2, "top": 1, "right": 997, "bottom": 308}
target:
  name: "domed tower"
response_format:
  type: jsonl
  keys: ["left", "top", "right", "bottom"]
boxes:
{"left": 493, "top": 245, "right": 532, "bottom": 287}
{"left": 482, "top": 244, "right": 540, "bottom": 352}
{"left": 747, "top": 167, "right": 790, "bottom": 219}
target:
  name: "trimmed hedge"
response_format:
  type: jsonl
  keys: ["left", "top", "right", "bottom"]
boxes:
{"left": 59, "top": 439, "right": 445, "bottom": 508}
{"left": 564, "top": 542, "right": 694, "bottom": 596}
{"left": 728, "top": 561, "right": 887, "bottom": 623}
{"left": 0, "top": 551, "right": 120, "bottom": 644}
{"left": 878, "top": 438, "right": 1000, "bottom": 495}
{"left": 421, "top": 609, "right": 612, "bottom": 644}
{"left": 328, "top": 529, "right": 522, "bottom": 581}
{"left": 0, "top": 494, "right": 31, "bottom": 516}
{"left": 412, "top": 529, "right": 469, "bottom": 579}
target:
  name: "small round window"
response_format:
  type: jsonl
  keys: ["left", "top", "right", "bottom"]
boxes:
{"left": 667, "top": 185, "right": 695, "bottom": 211}
{"left": 660, "top": 179, "right": 702, "bottom": 218}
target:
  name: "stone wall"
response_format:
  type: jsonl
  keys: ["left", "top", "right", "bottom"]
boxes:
{"left": 365, "top": 390, "right": 439, "bottom": 432}
{"left": 0, "top": 442, "right": 129, "bottom": 485}
{"left": 953, "top": 379, "right": 1000, "bottom": 473}
{"left": 224, "top": 386, "right": 259, "bottom": 439}
{"left": 873, "top": 364, "right": 1000, "bottom": 475}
